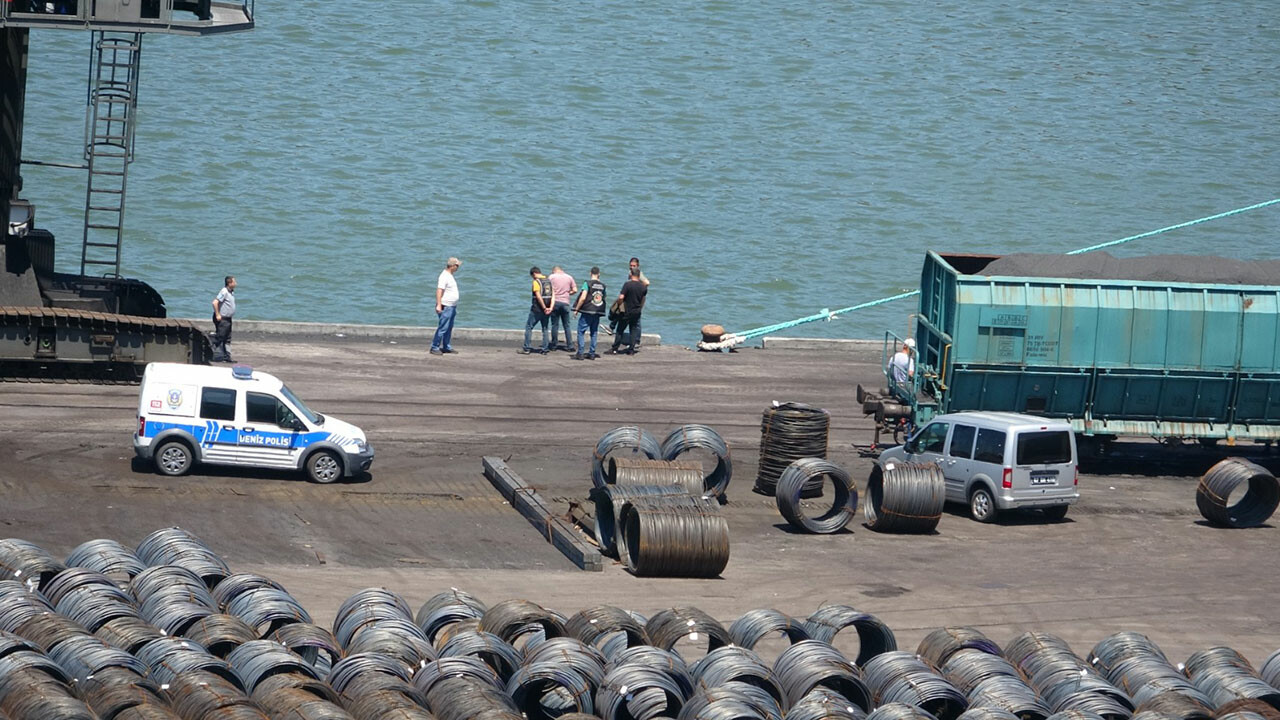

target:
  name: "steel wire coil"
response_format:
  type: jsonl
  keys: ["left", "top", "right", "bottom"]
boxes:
{"left": 556, "top": 715, "right": 605, "bottom": 720}
{"left": 269, "top": 623, "right": 345, "bottom": 677}
{"left": 97, "top": 616, "right": 165, "bottom": 654}
{"left": 957, "top": 709, "right": 1020, "bottom": 720}
{"left": 1195, "top": 459, "right": 1280, "bottom": 528}
{"left": 593, "top": 427, "right": 664, "bottom": 489}
{"left": 1132, "top": 691, "right": 1212, "bottom": 720}
{"left": 434, "top": 619, "right": 484, "bottom": 650}
{"left": 609, "top": 458, "right": 706, "bottom": 495}
{"left": 786, "top": 686, "right": 869, "bottom": 720}
{"left": 918, "top": 628, "right": 1003, "bottom": 668}
{"left": 180, "top": 614, "right": 259, "bottom": 658}
{"left": 598, "top": 663, "right": 690, "bottom": 720}
{"left": 803, "top": 605, "right": 898, "bottom": 666}
{"left": 966, "top": 675, "right": 1050, "bottom": 720}
{"left": 344, "top": 688, "right": 433, "bottom": 720}
{"left": 439, "top": 630, "right": 523, "bottom": 682}
{"left": 0, "top": 539, "right": 66, "bottom": 593}
{"left": 863, "top": 651, "right": 968, "bottom": 720}
{"left": 0, "top": 649, "right": 72, "bottom": 686}
{"left": 0, "top": 581, "right": 53, "bottom": 633}
{"left": 77, "top": 665, "right": 168, "bottom": 720}
{"left": 164, "top": 669, "right": 261, "bottom": 720}
{"left": 135, "top": 529, "right": 231, "bottom": 588}
{"left": 677, "top": 681, "right": 784, "bottom": 720}
{"left": 754, "top": 404, "right": 830, "bottom": 497}
{"left": 252, "top": 670, "right": 343, "bottom": 706}
{"left": 939, "top": 650, "right": 1023, "bottom": 695}
{"left": 865, "top": 702, "right": 942, "bottom": 720}
{"left": 0, "top": 669, "right": 97, "bottom": 720}
{"left": 0, "top": 629, "right": 41, "bottom": 656}
{"left": 226, "top": 588, "right": 313, "bottom": 638}
{"left": 1215, "top": 713, "right": 1271, "bottom": 720}
{"left": 335, "top": 606, "right": 418, "bottom": 651}
{"left": 46, "top": 633, "right": 150, "bottom": 683}
{"left": 64, "top": 540, "right": 147, "bottom": 586}
{"left": 690, "top": 646, "right": 785, "bottom": 710}
{"left": 1088, "top": 632, "right": 1173, "bottom": 673}
{"left": 645, "top": 608, "right": 731, "bottom": 657}
{"left": 335, "top": 589, "right": 414, "bottom": 640}
{"left": 1044, "top": 712, "right": 1108, "bottom": 720}
{"left": 135, "top": 636, "right": 244, "bottom": 691}
{"left": 726, "top": 609, "right": 810, "bottom": 650}
{"left": 620, "top": 498, "right": 730, "bottom": 578}
{"left": 415, "top": 590, "right": 488, "bottom": 646}
{"left": 1184, "top": 648, "right": 1280, "bottom": 709}
{"left": 12, "top": 611, "right": 93, "bottom": 652}
{"left": 43, "top": 568, "right": 126, "bottom": 606}
{"left": 423, "top": 675, "right": 520, "bottom": 720}
{"left": 1101, "top": 658, "right": 1210, "bottom": 707}
{"left": 412, "top": 656, "right": 505, "bottom": 698}
{"left": 607, "top": 646, "right": 696, "bottom": 699}
{"left": 478, "top": 600, "right": 565, "bottom": 648}
{"left": 522, "top": 638, "right": 607, "bottom": 688}
{"left": 327, "top": 652, "right": 414, "bottom": 696}
{"left": 775, "top": 459, "right": 857, "bottom": 534}
{"left": 254, "top": 687, "right": 356, "bottom": 720}
{"left": 506, "top": 658, "right": 597, "bottom": 720}
{"left": 1264, "top": 650, "right": 1280, "bottom": 692}
{"left": 346, "top": 618, "right": 438, "bottom": 671}
{"left": 565, "top": 606, "right": 651, "bottom": 653}
{"left": 593, "top": 485, "right": 695, "bottom": 559}
{"left": 115, "top": 704, "right": 186, "bottom": 720}
{"left": 1029, "top": 669, "right": 1131, "bottom": 719}
{"left": 772, "top": 641, "right": 871, "bottom": 712}
{"left": 226, "top": 640, "right": 320, "bottom": 694}
{"left": 129, "top": 566, "right": 218, "bottom": 609}
{"left": 1006, "top": 632, "right": 1076, "bottom": 670}
{"left": 52, "top": 588, "right": 138, "bottom": 635}
{"left": 1214, "top": 699, "right": 1280, "bottom": 720}
{"left": 661, "top": 424, "right": 734, "bottom": 500}
{"left": 864, "top": 462, "right": 945, "bottom": 534}
{"left": 140, "top": 596, "right": 216, "bottom": 637}
{"left": 212, "top": 575, "right": 289, "bottom": 613}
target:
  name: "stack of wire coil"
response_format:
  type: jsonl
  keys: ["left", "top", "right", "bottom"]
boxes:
{"left": 754, "top": 403, "right": 830, "bottom": 497}
{"left": 864, "top": 461, "right": 946, "bottom": 534}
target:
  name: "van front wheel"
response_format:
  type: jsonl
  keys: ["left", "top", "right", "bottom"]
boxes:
{"left": 155, "top": 441, "right": 193, "bottom": 476}
{"left": 306, "top": 450, "right": 343, "bottom": 484}
{"left": 969, "top": 487, "right": 998, "bottom": 523}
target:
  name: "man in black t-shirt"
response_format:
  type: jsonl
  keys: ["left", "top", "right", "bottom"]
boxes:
{"left": 572, "top": 266, "right": 607, "bottom": 360}
{"left": 610, "top": 268, "right": 647, "bottom": 355}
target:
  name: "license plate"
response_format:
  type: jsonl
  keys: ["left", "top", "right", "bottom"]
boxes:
{"left": 1030, "top": 471, "right": 1058, "bottom": 486}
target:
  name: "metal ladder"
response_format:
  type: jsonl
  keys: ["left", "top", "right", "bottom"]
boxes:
{"left": 80, "top": 31, "right": 143, "bottom": 278}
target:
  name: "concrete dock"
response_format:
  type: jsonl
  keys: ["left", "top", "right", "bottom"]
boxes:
{"left": 1, "top": 329, "right": 1277, "bottom": 665}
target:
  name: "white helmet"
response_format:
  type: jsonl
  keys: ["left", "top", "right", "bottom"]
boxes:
{"left": 903, "top": 338, "right": 916, "bottom": 349}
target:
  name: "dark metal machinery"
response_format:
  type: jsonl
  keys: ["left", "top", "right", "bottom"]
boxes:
{"left": 0, "top": 2, "right": 253, "bottom": 382}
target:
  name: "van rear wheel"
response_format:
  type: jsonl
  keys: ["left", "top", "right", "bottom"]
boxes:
{"left": 969, "top": 487, "right": 997, "bottom": 523}
{"left": 155, "top": 440, "right": 193, "bottom": 476}
{"left": 306, "top": 450, "right": 343, "bottom": 484}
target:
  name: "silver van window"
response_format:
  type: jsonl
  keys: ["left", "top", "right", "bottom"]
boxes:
{"left": 973, "top": 428, "right": 1006, "bottom": 464}
{"left": 918, "top": 423, "right": 950, "bottom": 453}
{"left": 1016, "top": 431, "right": 1073, "bottom": 465}
{"left": 949, "top": 424, "right": 976, "bottom": 459}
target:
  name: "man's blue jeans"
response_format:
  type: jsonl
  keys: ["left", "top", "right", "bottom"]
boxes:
{"left": 550, "top": 302, "right": 574, "bottom": 350}
{"left": 524, "top": 309, "right": 550, "bottom": 352}
{"left": 431, "top": 305, "right": 456, "bottom": 351}
{"left": 576, "top": 313, "right": 601, "bottom": 355}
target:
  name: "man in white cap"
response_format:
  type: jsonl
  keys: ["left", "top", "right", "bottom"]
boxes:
{"left": 890, "top": 337, "right": 916, "bottom": 388}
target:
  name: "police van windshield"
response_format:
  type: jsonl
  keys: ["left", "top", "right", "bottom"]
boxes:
{"left": 281, "top": 385, "right": 321, "bottom": 425}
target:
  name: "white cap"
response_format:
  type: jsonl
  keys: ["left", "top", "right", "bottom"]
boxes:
{"left": 903, "top": 338, "right": 916, "bottom": 349}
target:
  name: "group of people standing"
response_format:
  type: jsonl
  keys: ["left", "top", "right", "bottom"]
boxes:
{"left": 522, "top": 258, "right": 649, "bottom": 359}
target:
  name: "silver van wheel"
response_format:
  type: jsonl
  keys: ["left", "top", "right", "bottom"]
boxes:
{"left": 307, "top": 451, "right": 342, "bottom": 484}
{"left": 155, "top": 441, "right": 192, "bottom": 476}
{"left": 970, "top": 487, "right": 997, "bottom": 523}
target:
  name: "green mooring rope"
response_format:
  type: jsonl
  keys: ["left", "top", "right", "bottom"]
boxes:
{"left": 713, "top": 197, "right": 1280, "bottom": 346}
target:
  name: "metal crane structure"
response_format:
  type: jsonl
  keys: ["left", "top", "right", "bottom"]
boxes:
{"left": 0, "top": 0, "right": 253, "bottom": 381}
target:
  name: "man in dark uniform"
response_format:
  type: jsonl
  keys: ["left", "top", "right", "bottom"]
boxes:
{"left": 572, "top": 267, "right": 606, "bottom": 360}
{"left": 609, "top": 268, "right": 647, "bottom": 356}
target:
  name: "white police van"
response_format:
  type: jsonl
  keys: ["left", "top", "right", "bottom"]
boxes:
{"left": 133, "top": 362, "right": 373, "bottom": 483}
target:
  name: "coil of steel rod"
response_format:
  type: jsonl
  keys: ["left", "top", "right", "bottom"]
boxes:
{"left": 597, "top": 663, "right": 689, "bottom": 720}
{"left": 863, "top": 651, "right": 968, "bottom": 720}
{"left": 966, "top": 675, "right": 1050, "bottom": 720}
{"left": 0, "top": 539, "right": 66, "bottom": 592}
{"left": 327, "top": 651, "right": 415, "bottom": 696}
{"left": 227, "top": 640, "right": 321, "bottom": 694}
{"left": 523, "top": 638, "right": 607, "bottom": 692}
{"left": 95, "top": 615, "right": 164, "bottom": 654}
{"left": 435, "top": 618, "right": 483, "bottom": 649}
{"left": 140, "top": 595, "right": 216, "bottom": 636}
{"left": 47, "top": 633, "right": 150, "bottom": 683}
{"left": 786, "top": 686, "right": 868, "bottom": 720}
{"left": 565, "top": 606, "right": 651, "bottom": 653}
{"left": 772, "top": 641, "right": 871, "bottom": 712}
{"left": 129, "top": 565, "right": 218, "bottom": 609}
{"left": 1264, "top": 649, "right": 1280, "bottom": 692}
{"left": 660, "top": 425, "right": 734, "bottom": 499}
{"left": 727, "top": 609, "right": 811, "bottom": 650}
{"left": 620, "top": 497, "right": 730, "bottom": 578}
{"left": 424, "top": 675, "right": 520, "bottom": 720}
{"left": 506, "top": 658, "right": 598, "bottom": 720}
{"left": 43, "top": 567, "right": 126, "bottom": 606}
{"left": 1215, "top": 711, "right": 1271, "bottom": 720}
{"left": 866, "top": 703, "right": 942, "bottom": 720}
{"left": 212, "top": 574, "right": 290, "bottom": 612}
{"left": 1184, "top": 647, "right": 1280, "bottom": 709}
{"left": 606, "top": 645, "right": 695, "bottom": 699}
{"left": 52, "top": 583, "right": 140, "bottom": 633}
{"left": 775, "top": 458, "right": 857, "bottom": 534}
{"left": 413, "top": 656, "right": 506, "bottom": 698}
{"left": 64, "top": 539, "right": 147, "bottom": 587}
{"left": 416, "top": 589, "right": 488, "bottom": 646}
{"left": 593, "top": 427, "right": 663, "bottom": 489}
{"left": 1214, "top": 699, "right": 1280, "bottom": 720}
{"left": 135, "top": 635, "right": 245, "bottom": 691}
{"left": 592, "top": 485, "right": 694, "bottom": 559}
{"left": 803, "top": 605, "right": 898, "bottom": 666}
{"left": 13, "top": 611, "right": 91, "bottom": 655}
{"left": 644, "top": 607, "right": 731, "bottom": 656}
{"left": 346, "top": 618, "right": 438, "bottom": 671}
{"left": 226, "top": 588, "right": 313, "bottom": 638}
{"left": 609, "top": 458, "right": 706, "bottom": 495}
{"left": 691, "top": 646, "right": 786, "bottom": 710}
{"left": 77, "top": 665, "right": 168, "bottom": 720}
{"left": 251, "top": 669, "right": 342, "bottom": 704}
{"left": 864, "top": 462, "right": 946, "bottom": 534}
{"left": 252, "top": 680, "right": 350, "bottom": 720}
{"left": 957, "top": 708, "right": 1021, "bottom": 720}
{"left": 165, "top": 668, "right": 262, "bottom": 720}
{"left": 0, "top": 668, "right": 96, "bottom": 720}
{"left": 181, "top": 614, "right": 259, "bottom": 658}
{"left": 918, "top": 627, "right": 1004, "bottom": 668}
{"left": 1132, "top": 691, "right": 1212, "bottom": 720}
{"left": 478, "top": 600, "right": 566, "bottom": 648}
{"left": 1196, "top": 458, "right": 1280, "bottom": 528}
{"left": 439, "top": 629, "right": 524, "bottom": 682}
{"left": 677, "top": 680, "right": 784, "bottom": 720}
{"left": 0, "top": 580, "right": 54, "bottom": 633}
{"left": 754, "top": 403, "right": 830, "bottom": 497}
{"left": 135, "top": 528, "right": 231, "bottom": 588}
{"left": 1088, "top": 632, "right": 1210, "bottom": 707}
{"left": 939, "top": 650, "right": 1023, "bottom": 695}
{"left": 267, "top": 623, "right": 345, "bottom": 678}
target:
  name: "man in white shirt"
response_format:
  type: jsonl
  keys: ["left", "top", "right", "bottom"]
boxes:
{"left": 210, "top": 275, "right": 236, "bottom": 362}
{"left": 431, "top": 257, "right": 461, "bottom": 356}
{"left": 889, "top": 337, "right": 916, "bottom": 388}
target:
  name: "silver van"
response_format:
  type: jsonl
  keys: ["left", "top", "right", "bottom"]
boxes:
{"left": 877, "top": 411, "right": 1078, "bottom": 522}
